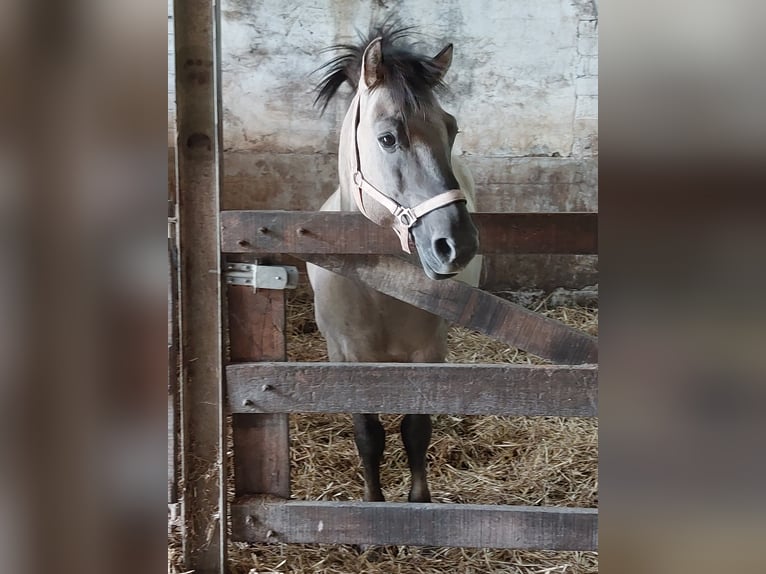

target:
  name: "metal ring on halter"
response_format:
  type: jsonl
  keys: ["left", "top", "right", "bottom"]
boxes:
{"left": 394, "top": 206, "right": 417, "bottom": 228}
{"left": 353, "top": 171, "right": 363, "bottom": 186}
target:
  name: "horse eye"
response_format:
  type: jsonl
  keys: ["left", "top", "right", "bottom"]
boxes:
{"left": 378, "top": 133, "right": 397, "bottom": 149}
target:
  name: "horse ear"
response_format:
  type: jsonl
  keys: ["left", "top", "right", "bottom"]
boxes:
{"left": 432, "top": 43, "right": 453, "bottom": 81}
{"left": 361, "top": 37, "right": 384, "bottom": 90}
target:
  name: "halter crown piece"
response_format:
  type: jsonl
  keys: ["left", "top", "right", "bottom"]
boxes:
{"left": 350, "top": 92, "right": 467, "bottom": 253}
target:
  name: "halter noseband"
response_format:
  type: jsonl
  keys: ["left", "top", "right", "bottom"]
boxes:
{"left": 350, "top": 92, "right": 467, "bottom": 253}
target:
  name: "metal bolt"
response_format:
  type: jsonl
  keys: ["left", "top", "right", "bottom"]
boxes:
{"left": 266, "top": 529, "right": 275, "bottom": 538}
{"left": 257, "top": 226, "right": 268, "bottom": 234}
{"left": 243, "top": 399, "right": 254, "bottom": 407}
{"left": 296, "top": 227, "right": 307, "bottom": 236}
{"left": 245, "top": 515, "right": 255, "bottom": 526}
{"left": 237, "top": 239, "right": 250, "bottom": 247}
{"left": 261, "top": 384, "right": 273, "bottom": 392}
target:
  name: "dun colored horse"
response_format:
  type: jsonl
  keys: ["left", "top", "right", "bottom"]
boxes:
{"left": 308, "top": 24, "right": 481, "bottom": 503}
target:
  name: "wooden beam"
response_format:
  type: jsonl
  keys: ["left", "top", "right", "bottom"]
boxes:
{"left": 227, "top": 282, "right": 290, "bottom": 498}
{"left": 227, "top": 362, "right": 597, "bottom": 417}
{"left": 167, "top": 378, "right": 176, "bottom": 503}
{"left": 221, "top": 211, "right": 598, "bottom": 255}
{"left": 168, "top": 233, "right": 179, "bottom": 503}
{"left": 482, "top": 253, "right": 598, "bottom": 291}
{"left": 174, "top": 0, "right": 225, "bottom": 570}
{"left": 301, "top": 255, "right": 597, "bottom": 364}
{"left": 231, "top": 498, "right": 598, "bottom": 550}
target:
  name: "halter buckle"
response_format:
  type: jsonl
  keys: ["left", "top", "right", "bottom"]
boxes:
{"left": 394, "top": 206, "right": 417, "bottom": 228}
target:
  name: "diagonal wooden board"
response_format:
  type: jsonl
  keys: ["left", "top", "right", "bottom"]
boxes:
{"left": 301, "top": 255, "right": 597, "bottom": 365}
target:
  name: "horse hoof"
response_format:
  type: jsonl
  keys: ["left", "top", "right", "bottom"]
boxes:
{"left": 364, "top": 491, "right": 385, "bottom": 502}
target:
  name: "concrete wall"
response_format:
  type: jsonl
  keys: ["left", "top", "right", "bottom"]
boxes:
{"left": 169, "top": 0, "right": 598, "bottom": 290}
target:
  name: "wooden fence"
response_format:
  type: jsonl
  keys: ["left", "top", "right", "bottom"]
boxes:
{"left": 171, "top": 2, "right": 598, "bottom": 571}
{"left": 222, "top": 211, "right": 598, "bottom": 555}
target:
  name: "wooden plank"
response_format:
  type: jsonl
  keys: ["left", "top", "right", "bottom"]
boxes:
{"left": 231, "top": 498, "right": 598, "bottom": 550}
{"left": 168, "top": 232, "right": 179, "bottom": 503}
{"left": 302, "top": 255, "right": 597, "bottom": 364}
{"left": 174, "top": 0, "right": 226, "bottom": 570}
{"left": 168, "top": 147, "right": 177, "bottom": 217}
{"left": 227, "top": 282, "right": 290, "bottom": 498}
{"left": 168, "top": 346, "right": 177, "bottom": 503}
{"left": 227, "top": 363, "right": 597, "bottom": 417}
{"left": 483, "top": 253, "right": 598, "bottom": 291}
{"left": 168, "top": 386, "right": 176, "bottom": 503}
{"left": 221, "top": 211, "right": 598, "bottom": 255}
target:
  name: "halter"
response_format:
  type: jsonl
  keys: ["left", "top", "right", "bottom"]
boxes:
{"left": 349, "top": 92, "right": 467, "bottom": 253}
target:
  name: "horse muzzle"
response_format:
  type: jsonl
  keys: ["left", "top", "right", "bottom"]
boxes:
{"left": 413, "top": 202, "right": 480, "bottom": 279}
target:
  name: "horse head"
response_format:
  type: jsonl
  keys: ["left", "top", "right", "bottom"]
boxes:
{"left": 316, "top": 27, "right": 480, "bottom": 280}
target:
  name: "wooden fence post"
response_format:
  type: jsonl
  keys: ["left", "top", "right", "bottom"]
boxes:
{"left": 227, "top": 275, "right": 291, "bottom": 499}
{"left": 174, "top": 0, "right": 226, "bottom": 571}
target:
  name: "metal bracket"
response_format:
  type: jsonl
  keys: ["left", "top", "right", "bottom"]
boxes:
{"left": 224, "top": 262, "right": 299, "bottom": 290}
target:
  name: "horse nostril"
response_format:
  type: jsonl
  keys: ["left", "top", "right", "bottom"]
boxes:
{"left": 433, "top": 237, "right": 457, "bottom": 264}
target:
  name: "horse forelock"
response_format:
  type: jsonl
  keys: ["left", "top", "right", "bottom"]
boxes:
{"left": 313, "top": 21, "right": 448, "bottom": 115}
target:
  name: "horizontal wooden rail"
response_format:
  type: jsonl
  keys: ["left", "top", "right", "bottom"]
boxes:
{"left": 227, "top": 362, "right": 597, "bottom": 417}
{"left": 301, "top": 255, "right": 597, "bottom": 364}
{"left": 231, "top": 498, "right": 598, "bottom": 550}
{"left": 221, "top": 211, "right": 598, "bottom": 255}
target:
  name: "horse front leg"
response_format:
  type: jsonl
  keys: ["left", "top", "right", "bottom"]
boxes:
{"left": 401, "top": 414, "right": 432, "bottom": 502}
{"left": 352, "top": 413, "right": 386, "bottom": 501}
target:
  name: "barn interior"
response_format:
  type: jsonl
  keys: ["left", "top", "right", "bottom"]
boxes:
{"left": 168, "top": 1, "right": 599, "bottom": 572}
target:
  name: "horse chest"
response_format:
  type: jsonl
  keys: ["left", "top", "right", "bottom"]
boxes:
{"left": 308, "top": 265, "right": 447, "bottom": 362}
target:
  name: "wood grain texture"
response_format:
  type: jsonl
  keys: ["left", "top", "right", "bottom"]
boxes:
{"left": 301, "top": 255, "right": 598, "bottom": 364}
{"left": 227, "top": 362, "right": 597, "bottom": 417}
{"left": 168, "top": 234, "right": 179, "bottom": 504}
{"left": 227, "top": 284, "right": 290, "bottom": 499}
{"left": 221, "top": 211, "right": 598, "bottom": 255}
{"left": 231, "top": 498, "right": 598, "bottom": 550}
{"left": 228, "top": 284, "right": 286, "bottom": 362}
{"left": 167, "top": 388, "right": 176, "bottom": 503}
{"left": 174, "top": 0, "right": 226, "bottom": 568}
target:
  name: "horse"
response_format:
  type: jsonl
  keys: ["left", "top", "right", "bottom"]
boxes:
{"left": 307, "top": 24, "right": 482, "bottom": 503}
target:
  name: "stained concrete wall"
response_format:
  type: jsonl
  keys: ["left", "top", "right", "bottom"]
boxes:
{"left": 169, "top": 0, "right": 598, "bottom": 289}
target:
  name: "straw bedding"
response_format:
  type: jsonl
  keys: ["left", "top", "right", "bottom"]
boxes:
{"left": 169, "top": 284, "right": 598, "bottom": 573}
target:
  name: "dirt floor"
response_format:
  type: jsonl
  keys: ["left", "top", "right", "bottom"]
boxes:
{"left": 169, "top": 285, "right": 598, "bottom": 573}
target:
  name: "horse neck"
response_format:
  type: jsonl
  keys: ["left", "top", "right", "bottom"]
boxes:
{"left": 336, "top": 94, "right": 361, "bottom": 213}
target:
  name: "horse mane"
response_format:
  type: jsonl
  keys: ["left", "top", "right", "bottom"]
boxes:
{"left": 313, "top": 21, "right": 448, "bottom": 114}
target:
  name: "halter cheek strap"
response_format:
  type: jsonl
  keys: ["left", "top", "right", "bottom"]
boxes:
{"left": 350, "top": 93, "right": 467, "bottom": 254}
